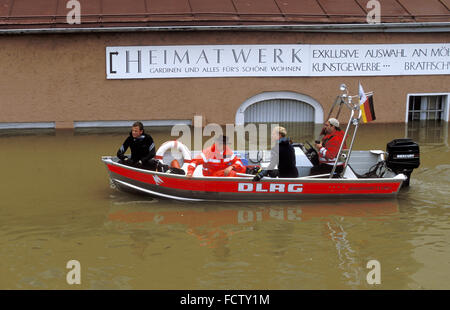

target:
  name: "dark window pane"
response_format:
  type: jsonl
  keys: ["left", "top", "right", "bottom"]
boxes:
{"left": 409, "top": 96, "right": 414, "bottom": 110}
{"left": 413, "top": 97, "right": 421, "bottom": 110}
{"left": 437, "top": 96, "right": 443, "bottom": 110}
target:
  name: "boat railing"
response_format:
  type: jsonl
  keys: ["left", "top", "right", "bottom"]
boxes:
{"left": 328, "top": 84, "right": 372, "bottom": 179}
{"left": 236, "top": 172, "right": 333, "bottom": 179}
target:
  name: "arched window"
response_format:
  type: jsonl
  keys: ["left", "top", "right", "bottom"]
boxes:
{"left": 235, "top": 91, "right": 324, "bottom": 125}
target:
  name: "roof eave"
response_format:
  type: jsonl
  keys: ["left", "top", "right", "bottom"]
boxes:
{"left": 1, "top": 22, "right": 450, "bottom": 35}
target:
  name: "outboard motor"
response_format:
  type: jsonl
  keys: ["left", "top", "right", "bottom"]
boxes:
{"left": 386, "top": 139, "right": 420, "bottom": 187}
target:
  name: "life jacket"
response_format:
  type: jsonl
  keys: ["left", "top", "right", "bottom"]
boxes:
{"left": 318, "top": 130, "right": 347, "bottom": 165}
{"left": 187, "top": 144, "right": 246, "bottom": 176}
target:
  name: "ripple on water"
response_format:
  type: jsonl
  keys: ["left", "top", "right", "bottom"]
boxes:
{"left": 406, "top": 164, "right": 450, "bottom": 209}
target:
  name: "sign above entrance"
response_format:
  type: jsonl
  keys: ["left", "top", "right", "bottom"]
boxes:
{"left": 106, "top": 43, "right": 449, "bottom": 79}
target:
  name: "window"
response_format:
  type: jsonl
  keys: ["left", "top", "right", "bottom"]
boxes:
{"left": 244, "top": 99, "right": 315, "bottom": 123}
{"left": 235, "top": 91, "right": 324, "bottom": 125}
{"left": 406, "top": 93, "right": 449, "bottom": 145}
{"left": 407, "top": 95, "right": 448, "bottom": 122}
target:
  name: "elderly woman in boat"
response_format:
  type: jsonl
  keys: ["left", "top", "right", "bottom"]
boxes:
{"left": 253, "top": 126, "right": 299, "bottom": 181}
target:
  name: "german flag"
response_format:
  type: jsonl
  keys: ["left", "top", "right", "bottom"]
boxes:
{"left": 359, "top": 83, "right": 376, "bottom": 123}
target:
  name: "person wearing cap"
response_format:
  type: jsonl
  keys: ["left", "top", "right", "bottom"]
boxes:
{"left": 117, "top": 121, "right": 157, "bottom": 169}
{"left": 186, "top": 135, "right": 246, "bottom": 177}
{"left": 253, "top": 126, "right": 298, "bottom": 181}
{"left": 312, "top": 118, "right": 347, "bottom": 175}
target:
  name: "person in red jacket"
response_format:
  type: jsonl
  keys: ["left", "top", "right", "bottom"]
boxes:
{"left": 187, "top": 135, "right": 246, "bottom": 177}
{"left": 311, "top": 118, "right": 347, "bottom": 175}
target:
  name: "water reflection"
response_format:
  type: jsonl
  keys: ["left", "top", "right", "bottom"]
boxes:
{"left": 406, "top": 120, "right": 448, "bottom": 146}
{"left": 326, "top": 221, "right": 359, "bottom": 285}
{"left": 105, "top": 194, "right": 401, "bottom": 288}
{"left": 74, "top": 126, "right": 176, "bottom": 136}
{"left": 0, "top": 128, "right": 55, "bottom": 137}
{"left": 106, "top": 197, "right": 399, "bottom": 245}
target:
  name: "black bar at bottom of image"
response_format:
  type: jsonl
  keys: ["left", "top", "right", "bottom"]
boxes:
{"left": 0, "top": 290, "right": 441, "bottom": 308}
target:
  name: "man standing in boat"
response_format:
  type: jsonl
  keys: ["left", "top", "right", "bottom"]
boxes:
{"left": 186, "top": 135, "right": 246, "bottom": 177}
{"left": 253, "top": 126, "right": 298, "bottom": 181}
{"left": 117, "top": 121, "right": 157, "bottom": 169}
{"left": 312, "top": 118, "right": 347, "bottom": 175}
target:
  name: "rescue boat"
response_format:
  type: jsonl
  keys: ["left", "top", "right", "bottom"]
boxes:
{"left": 101, "top": 145, "right": 416, "bottom": 201}
{"left": 101, "top": 85, "right": 420, "bottom": 202}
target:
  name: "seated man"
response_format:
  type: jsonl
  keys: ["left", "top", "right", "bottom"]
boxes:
{"left": 117, "top": 121, "right": 157, "bottom": 169}
{"left": 186, "top": 135, "right": 246, "bottom": 177}
{"left": 311, "top": 118, "right": 347, "bottom": 175}
{"left": 253, "top": 126, "right": 298, "bottom": 181}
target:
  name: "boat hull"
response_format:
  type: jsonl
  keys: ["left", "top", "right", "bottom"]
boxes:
{"left": 102, "top": 157, "right": 404, "bottom": 201}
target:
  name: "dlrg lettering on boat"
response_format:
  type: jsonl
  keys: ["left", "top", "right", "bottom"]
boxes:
{"left": 238, "top": 183, "right": 303, "bottom": 193}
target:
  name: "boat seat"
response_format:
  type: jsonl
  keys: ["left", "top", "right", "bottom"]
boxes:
{"left": 342, "top": 165, "right": 358, "bottom": 179}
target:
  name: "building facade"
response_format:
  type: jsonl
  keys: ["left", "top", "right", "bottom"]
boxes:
{"left": 0, "top": 0, "right": 449, "bottom": 129}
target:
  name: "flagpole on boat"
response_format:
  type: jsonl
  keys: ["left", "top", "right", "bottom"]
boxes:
{"left": 341, "top": 102, "right": 362, "bottom": 177}
{"left": 330, "top": 83, "right": 374, "bottom": 178}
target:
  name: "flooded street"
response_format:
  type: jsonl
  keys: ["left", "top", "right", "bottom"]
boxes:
{"left": 0, "top": 122, "right": 449, "bottom": 290}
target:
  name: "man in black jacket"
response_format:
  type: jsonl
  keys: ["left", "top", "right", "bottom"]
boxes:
{"left": 253, "top": 126, "right": 298, "bottom": 181}
{"left": 117, "top": 121, "right": 156, "bottom": 169}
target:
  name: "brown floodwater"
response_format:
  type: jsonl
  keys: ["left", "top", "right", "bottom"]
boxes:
{"left": 0, "top": 122, "right": 448, "bottom": 290}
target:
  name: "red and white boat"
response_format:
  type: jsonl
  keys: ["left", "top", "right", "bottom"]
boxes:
{"left": 102, "top": 155, "right": 410, "bottom": 201}
{"left": 102, "top": 85, "right": 420, "bottom": 202}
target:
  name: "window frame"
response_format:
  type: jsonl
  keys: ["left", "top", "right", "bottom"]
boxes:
{"left": 405, "top": 93, "right": 450, "bottom": 123}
